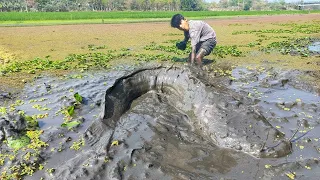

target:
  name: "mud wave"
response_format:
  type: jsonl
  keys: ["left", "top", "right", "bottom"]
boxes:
{"left": 51, "top": 64, "right": 292, "bottom": 179}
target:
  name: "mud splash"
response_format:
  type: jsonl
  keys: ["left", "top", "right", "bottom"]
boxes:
{"left": 85, "top": 65, "right": 290, "bottom": 157}
{"left": 1, "top": 63, "right": 320, "bottom": 180}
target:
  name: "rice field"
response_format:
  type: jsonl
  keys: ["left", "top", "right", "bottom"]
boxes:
{"left": 0, "top": 10, "right": 319, "bottom": 23}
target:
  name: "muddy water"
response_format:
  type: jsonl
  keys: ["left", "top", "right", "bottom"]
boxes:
{"left": 1, "top": 63, "right": 320, "bottom": 179}
{"left": 231, "top": 66, "right": 320, "bottom": 179}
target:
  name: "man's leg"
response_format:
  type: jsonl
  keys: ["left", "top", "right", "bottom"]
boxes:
{"left": 195, "top": 38, "right": 216, "bottom": 67}
{"left": 188, "top": 53, "right": 192, "bottom": 64}
{"left": 195, "top": 48, "right": 207, "bottom": 67}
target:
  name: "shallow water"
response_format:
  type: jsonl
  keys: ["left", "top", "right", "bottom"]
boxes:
{"left": 308, "top": 42, "right": 320, "bottom": 52}
{"left": 231, "top": 66, "right": 320, "bottom": 179}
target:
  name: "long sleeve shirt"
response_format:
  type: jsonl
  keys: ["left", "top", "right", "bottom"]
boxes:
{"left": 187, "top": 20, "right": 216, "bottom": 47}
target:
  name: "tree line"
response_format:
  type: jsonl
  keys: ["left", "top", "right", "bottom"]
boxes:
{"left": 0, "top": 0, "right": 309, "bottom": 12}
{"left": 0, "top": 0, "right": 205, "bottom": 11}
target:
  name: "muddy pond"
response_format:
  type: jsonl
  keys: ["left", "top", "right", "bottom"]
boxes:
{"left": 0, "top": 62, "right": 320, "bottom": 180}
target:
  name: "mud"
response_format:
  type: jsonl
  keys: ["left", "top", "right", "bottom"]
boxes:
{"left": 1, "top": 63, "right": 320, "bottom": 179}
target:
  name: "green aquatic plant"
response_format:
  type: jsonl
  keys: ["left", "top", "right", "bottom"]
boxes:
{"left": 46, "top": 168, "right": 55, "bottom": 176}
{"left": 144, "top": 42, "right": 191, "bottom": 55}
{"left": 74, "top": 92, "right": 83, "bottom": 104}
{"left": 61, "top": 120, "right": 81, "bottom": 130}
{"left": 20, "top": 163, "right": 37, "bottom": 176}
{"left": 212, "top": 45, "right": 243, "bottom": 58}
{"left": 232, "top": 28, "right": 293, "bottom": 35}
{"left": 232, "top": 22, "right": 320, "bottom": 35}
{"left": 0, "top": 107, "right": 7, "bottom": 115}
{"left": 260, "top": 37, "right": 313, "bottom": 57}
{"left": 66, "top": 105, "right": 75, "bottom": 117}
{"left": 144, "top": 42, "right": 244, "bottom": 59}
{"left": 70, "top": 137, "right": 85, "bottom": 151}
{"left": 133, "top": 53, "right": 172, "bottom": 62}
{"left": 24, "top": 115, "right": 39, "bottom": 131}
{"left": 7, "top": 135, "right": 31, "bottom": 150}
{"left": 88, "top": 44, "right": 107, "bottom": 51}
{"left": 59, "top": 92, "right": 84, "bottom": 130}
{"left": 26, "top": 130, "right": 49, "bottom": 151}
{"left": 32, "top": 104, "right": 50, "bottom": 111}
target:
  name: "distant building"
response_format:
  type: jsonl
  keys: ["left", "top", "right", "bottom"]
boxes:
{"left": 298, "top": 2, "right": 320, "bottom": 10}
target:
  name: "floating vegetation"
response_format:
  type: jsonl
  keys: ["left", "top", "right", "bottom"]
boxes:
{"left": 59, "top": 92, "right": 85, "bottom": 130}
{"left": 24, "top": 115, "right": 39, "bottom": 131}
{"left": 230, "top": 21, "right": 319, "bottom": 57}
{"left": 61, "top": 120, "right": 81, "bottom": 130}
{"left": 144, "top": 42, "right": 190, "bottom": 55}
{"left": 144, "top": 42, "right": 244, "bottom": 58}
{"left": 0, "top": 107, "right": 7, "bottom": 115}
{"left": 0, "top": 129, "right": 48, "bottom": 179}
{"left": 233, "top": 22, "right": 320, "bottom": 35}
{"left": 212, "top": 45, "right": 243, "bottom": 58}
{"left": 134, "top": 53, "right": 172, "bottom": 62}
{"left": 87, "top": 44, "right": 107, "bottom": 51}
{"left": 74, "top": 92, "right": 83, "bottom": 103}
{"left": 7, "top": 135, "right": 30, "bottom": 150}
{"left": 111, "top": 140, "right": 119, "bottom": 146}
{"left": 70, "top": 136, "right": 85, "bottom": 151}
{"left": 0, "top": 49, "right": 175, "bottom": 75}
{"left": 260, "top": 37, "right": 314, "bottom": 57}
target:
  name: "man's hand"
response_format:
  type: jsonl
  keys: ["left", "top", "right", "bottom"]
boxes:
{"left": 176, "top": 41, "right": 187, "bottom": 50}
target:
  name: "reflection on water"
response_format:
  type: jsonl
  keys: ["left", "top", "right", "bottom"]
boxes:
{"left": 308, "top": 42, "right": 320, "bottom": 52}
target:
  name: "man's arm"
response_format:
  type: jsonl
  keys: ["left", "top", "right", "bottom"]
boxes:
{"left": 183, "top": 31, "right": 189, "bottom": 43}
{"left": 176, "top": 31, "right": 189, "bottom": 51}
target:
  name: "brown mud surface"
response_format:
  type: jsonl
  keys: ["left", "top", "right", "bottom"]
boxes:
{"left": 0, "top": 14, "right": 320, "bottom": 180}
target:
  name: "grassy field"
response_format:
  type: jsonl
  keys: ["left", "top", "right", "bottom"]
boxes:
{"left": 0, "top": 10, "right": 319, "bottom": 26}
{"left": 0, "top": 13, "right": 319, "bottom": 92}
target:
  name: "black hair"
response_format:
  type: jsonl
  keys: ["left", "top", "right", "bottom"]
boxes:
{"left": 171, "top": 14, "right": 185, "bottom": 28}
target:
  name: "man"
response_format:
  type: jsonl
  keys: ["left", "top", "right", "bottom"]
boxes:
{"left": 171, "top": 14, "right": 217, "bottom": 67}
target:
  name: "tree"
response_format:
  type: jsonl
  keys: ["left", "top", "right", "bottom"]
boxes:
{"left": 180, "top": 0, "right": 203, "bottom": 11}
{"left": 35, "top": 0, "right": 49, "bottom": 11}
{"left": 243, "top": 0, "right": 252, "bottom": 10}
{"left": 251, "top": 0, "right": 267, "bottom": 10}
{"left": 218, "top": 0, "right": 228, "bottom": 8}
{"left": 129, "top": 0, "right": 140, "bottom": 10}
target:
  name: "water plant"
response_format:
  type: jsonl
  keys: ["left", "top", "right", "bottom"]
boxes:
{"left": 260, "top": 37, "right": 313, "bottom": 57}
{"left": 60, "top": 92, "right": 84, "bottom": 130}
{"left": 213, "top": 45, "right": 243, "bottom": 58}
{"left": 70, "top": 136, "right": 85, "bottom": 151}
{"left": 7, "top": 136, "right": 31, "bottom": 150}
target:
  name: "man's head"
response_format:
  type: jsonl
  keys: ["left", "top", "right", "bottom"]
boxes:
{"left": 171, "top": 14, "right": 189, "bottom": 31}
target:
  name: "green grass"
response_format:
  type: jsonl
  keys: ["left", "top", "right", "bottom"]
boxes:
{"left": 0, "top": 18, "right": 174, "bottom": 26}
{"left": 0, "top": 10, "right": 319, "bottom": 22}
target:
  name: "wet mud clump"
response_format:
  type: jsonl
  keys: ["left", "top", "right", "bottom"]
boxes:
{"left": 52, "top": 65, "right": 293, "bottom": 180}
{"left": 1, "top": 63, "right": 319, "bottom": 179}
